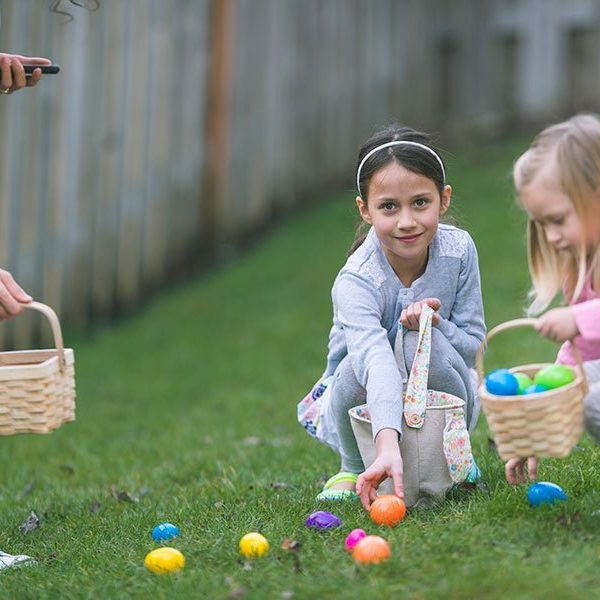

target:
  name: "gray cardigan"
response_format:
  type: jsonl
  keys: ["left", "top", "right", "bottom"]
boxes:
{"left": 323, "top": 225, "right": 486, "bottom": 437}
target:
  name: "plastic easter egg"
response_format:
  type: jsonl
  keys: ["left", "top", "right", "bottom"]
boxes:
{"left": 345, "top": 528, "right": 367, "bottom": 552}
{"left": 524, "top": 384, "right": 549, "bottom": 395}
{"left": 513, "top": 372, "right": 533, "bottom": 395}
{"left": 152, "top": 522, "right": 180, "bottom": 542}
{"left": 144, "top": 547, "right": 185, "bottom": 574}
{"left": 305, "top": 510, "right": 342, "bottom": 530}
{"left": 239, "top": 532, "right": 269, "bottom": 558}
{"left": 353, "top": 535, "right": 391, "bottom": 565}
{"left": 527, "top": 482, "right": 568, "bottom": 507}
{"left": 485, "top": 369, "right": 519, "bottom": 396}
{"left": 369, "top": 495, "right": 406, "bottom": 527}
{"left": 534, "top": 365, "right": 575, "bottom": 390}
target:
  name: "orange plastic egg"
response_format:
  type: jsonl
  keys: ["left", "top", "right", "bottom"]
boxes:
{"left": 352, "top": 535, "right": 391, "bottom": 564}
{"left": 369, "top": 495, "right": 406, "bottom": 527}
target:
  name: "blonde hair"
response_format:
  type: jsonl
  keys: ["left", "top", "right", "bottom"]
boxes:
{"left": 513, "top": 114, "right": 600, "bottom": 315}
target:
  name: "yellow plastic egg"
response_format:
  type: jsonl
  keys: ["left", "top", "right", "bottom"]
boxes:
{"left": 144, "top": 547, "right": 185, "bottom": 574}
{"left": 239, "top": 532, "right": 269, "bottom": 558}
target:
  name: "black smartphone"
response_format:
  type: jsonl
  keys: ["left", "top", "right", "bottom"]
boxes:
{"left": 23, "top": 64, "right": 60, "bottom": 75}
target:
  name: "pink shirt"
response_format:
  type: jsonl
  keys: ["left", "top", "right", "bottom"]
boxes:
{"left": 557, "top": 276, "right": 600, "bottom": 365}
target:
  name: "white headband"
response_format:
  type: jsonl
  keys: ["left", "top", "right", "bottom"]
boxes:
{"left": 356, "top": 140, "right": 446, "bottom": 196}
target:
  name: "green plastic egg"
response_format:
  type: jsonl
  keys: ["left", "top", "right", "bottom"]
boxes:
{"left": 534, "top": 365, "right": 575, "bottom": 390}
{"left": 513, "top": 372, "right": 533, "bottom": 395}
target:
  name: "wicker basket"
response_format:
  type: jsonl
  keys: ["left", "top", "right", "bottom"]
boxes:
{"left": 477, "top": 318, "right": 587, "bottom": 460}
{"left": 0, "top": 302, "right": 75, "bottom": 435}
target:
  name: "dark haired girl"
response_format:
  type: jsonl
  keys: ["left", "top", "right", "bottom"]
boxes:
{"left": 298, "top": 125, "right": 485, "bottom": 508}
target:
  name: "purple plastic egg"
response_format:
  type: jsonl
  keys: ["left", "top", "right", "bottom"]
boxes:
{"left": 345, "top": 528, "right": 367, "bottom": 552}
{"left": 305, "top": 510, "right": 342, "bottom": 530}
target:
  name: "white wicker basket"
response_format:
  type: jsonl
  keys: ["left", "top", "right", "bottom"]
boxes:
{"left": 0, "top": 302, "right": 75, "bottom": 435}
{"left": 477, "top": 318, "right": 586, "bottom": 460}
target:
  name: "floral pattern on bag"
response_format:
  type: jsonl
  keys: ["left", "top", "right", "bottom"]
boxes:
{"left": 403, "top": 306, "right": 433, "bottom": 429}
{"left": 297, "top": 378, "right": 329, "bottom": 438}
{"left": 443, "top": 407, "right": 474, "bottom": 483}
{"left": 399, "top": 305, "right": 475, "bottom": 483}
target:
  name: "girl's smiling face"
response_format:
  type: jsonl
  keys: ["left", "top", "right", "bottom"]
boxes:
{"left": 356, "top": 161, "right": 451, "bottom": 279}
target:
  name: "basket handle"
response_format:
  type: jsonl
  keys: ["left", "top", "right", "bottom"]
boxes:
{"left": 22, "top": 301, "right": 67, "bottom": 372}
{"left": 475, "top": 317, "right": 588, "bottom": 395}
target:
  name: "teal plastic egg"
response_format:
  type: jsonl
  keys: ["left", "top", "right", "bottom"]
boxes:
{"left": 152, "top": 522, "right": 180, "bottom": 542}
{"left": 527, "top": 482, "right": 567, "bottom": 506}
{"left": 534, "top": 365, "right": 575, "bottom": 390}
{"left": 524, "top": 383, "right": 549, "bottom": 395}
{"left": 513, "top": 372, "right": 533, "bottom": 395}
{"left": 485, "top": 369, "right": 519, "bottom": 395}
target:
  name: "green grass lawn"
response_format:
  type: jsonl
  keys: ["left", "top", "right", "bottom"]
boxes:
{"left": 2, "top": 136, "right": 600, "bottom": 599}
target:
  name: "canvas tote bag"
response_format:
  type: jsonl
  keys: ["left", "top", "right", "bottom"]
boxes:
{"left": 349, "top": 305, "right": 475, "bottom": 507}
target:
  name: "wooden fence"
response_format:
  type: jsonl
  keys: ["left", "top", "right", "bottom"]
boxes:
{"left": 1, "top": 0, "right": 599, "bottom": 348}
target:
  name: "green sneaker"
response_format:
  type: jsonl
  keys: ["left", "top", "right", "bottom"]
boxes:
{"left": 316, "top": 472, "right": 360, "bottom": 502}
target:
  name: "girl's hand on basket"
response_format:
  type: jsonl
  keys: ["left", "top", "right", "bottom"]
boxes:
{"left": 400, "top": 298, "right": 441, "bottom": 330}
{"left": 535, "top": 307, "right": 579, "bottom": 343}
{"left": 505, "top": 457, "right": 538, "bottom": 485}
{"left": 356, "top": 428, "right": 404, "bottom": 510}
{"left": 0, "top": 269, "right": 32, "bottom": 320}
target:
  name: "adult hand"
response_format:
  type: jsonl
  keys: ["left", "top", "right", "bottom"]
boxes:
{"left": 535, "top": 307, "right": 579, "bottom": 343}
{"left": 400, "top": 297, "right": 441, "bottom": 330}
{"left": 355, "top": 428, "right": 403, "bottom": 510}
{"left": 505, "top": 457, "right": 538, "bottom": 485}
{"left": 0, "top": 53, "right": 52, "bottom": 94}
{"left": 0, "top": 269, "right": 32, "bottom": 320}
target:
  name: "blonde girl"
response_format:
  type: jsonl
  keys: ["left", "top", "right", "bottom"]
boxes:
{"left": 506, "top": 114, "right": 600, "bottom": 484}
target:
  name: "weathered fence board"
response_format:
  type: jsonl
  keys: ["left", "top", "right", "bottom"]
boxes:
{"left": 0, "top": 0, "right": 599, "bottom": 348}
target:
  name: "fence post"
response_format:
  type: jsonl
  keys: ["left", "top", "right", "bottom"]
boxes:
{"left": 201, "top": 0, "right": 235, "bottom": 252}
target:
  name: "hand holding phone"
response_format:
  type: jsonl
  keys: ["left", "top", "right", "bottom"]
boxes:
{"left": 0, "top": 54, "right": 55, "bottom": 93}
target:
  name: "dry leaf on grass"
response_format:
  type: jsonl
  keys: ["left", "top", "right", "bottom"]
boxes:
{"left": 110, "top": 485, "right": 139, "bottom": 503}
{"left": 19, "top": 511, "right": 40, "bottom": 535}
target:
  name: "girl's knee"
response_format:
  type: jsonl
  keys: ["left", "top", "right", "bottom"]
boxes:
{"left": 331, "top": 356, "right": 366, "bottom": 408}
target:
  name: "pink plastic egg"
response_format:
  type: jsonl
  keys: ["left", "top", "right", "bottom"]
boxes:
{"left": 345, "top": 528, "right": 367, "bottom": 552}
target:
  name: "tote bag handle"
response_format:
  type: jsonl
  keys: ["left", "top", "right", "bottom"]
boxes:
{"left": 394, "top": 304, "right": 435, "bottom": 429}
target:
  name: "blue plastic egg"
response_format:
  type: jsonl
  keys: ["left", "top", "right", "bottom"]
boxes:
{"left": 152, "top": 522, "right": 180, "bottom": 542}
{"left": 485, "top": 369, "right": 519, "bottom": 395}
{"left": 527, "top": 482, "right": 567, "bottom": 507}
{"left": 524, "top": 384, "right": 549, "bottom": 395}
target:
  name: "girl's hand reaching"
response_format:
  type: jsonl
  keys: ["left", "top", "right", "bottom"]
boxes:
{"left": 0, "top": 269, "right": 32, "bottom": 320}
{"left": 535, "top": 307, "right": 579, "bottom": 343}
{"left": 356, "top": 428, "right": 404, "bottom": 510}
{"left": 400, "top": 297, "right": 441, "bottom": 330}
{"left": 505, "top": 457, "right": 538, "bottom": 485}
